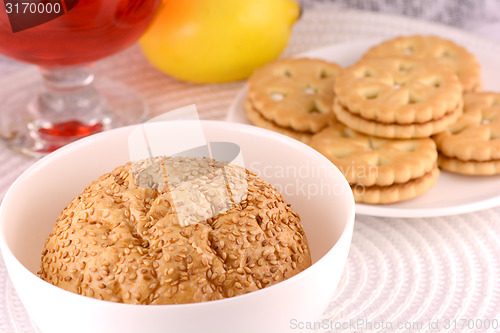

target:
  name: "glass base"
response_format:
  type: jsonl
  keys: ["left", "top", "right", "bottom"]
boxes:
{"left": 0, "top": 69, "right": 148, "bottom": 158}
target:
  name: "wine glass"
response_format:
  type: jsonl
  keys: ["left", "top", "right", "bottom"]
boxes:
{"left": 0, "top": 0, "right": 161, "bottom": 157}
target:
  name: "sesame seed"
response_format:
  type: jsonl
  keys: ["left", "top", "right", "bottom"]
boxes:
{"left": 201, "top": 257, "right": 209, "bottom": 267}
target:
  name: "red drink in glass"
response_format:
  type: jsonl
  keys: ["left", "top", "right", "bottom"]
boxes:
{"left": 0, "top": 0, "right": 159, "bottom": 66}
{"left": 0, "top": 0, "right": 161, "bottom": 156}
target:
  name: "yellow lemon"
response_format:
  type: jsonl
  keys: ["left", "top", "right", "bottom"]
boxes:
{"left": 139, "top": 0, "right": 301, "bottom": 83}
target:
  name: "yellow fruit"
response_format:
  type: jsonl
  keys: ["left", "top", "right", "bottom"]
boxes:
{"left": 139, "top": 0, "right": 300, "bottom": 83}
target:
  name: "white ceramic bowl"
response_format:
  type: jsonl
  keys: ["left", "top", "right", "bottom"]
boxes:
{"left": 0, "top": 120, "right": 354, "bottom": 333}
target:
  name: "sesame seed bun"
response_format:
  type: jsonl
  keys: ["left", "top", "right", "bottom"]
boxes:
{"left": 39, "top": 157, "right": 311, "bottom": 305}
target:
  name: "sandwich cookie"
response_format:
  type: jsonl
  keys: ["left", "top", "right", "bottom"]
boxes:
{"left": 362, "top": 35, "right": 482, "bottom": 92}
{"left": 309, "top": 121, "right": 439, "bottom": 204}
{"left": 333, "top": 56, "right": 463, "bottom": 138}
{"left": 433, "top": 92, "right": 500, "bottom": 175}
{"left": 246, "top": 57, "right": 342, "bottom": 133}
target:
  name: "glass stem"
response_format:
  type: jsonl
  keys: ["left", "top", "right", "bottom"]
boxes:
{"left": 32, "top": 64, "right": 108, "bottom": 127}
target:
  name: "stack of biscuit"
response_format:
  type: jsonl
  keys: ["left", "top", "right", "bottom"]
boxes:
{"left": 245, "top": 58, "right": 343, "bottom": 144}
{"left": 332, "top": 56, "right": 464, "bottom": 139}
{"left": 433, "top": 92, "right": 500, "bottom": 175}
{"left": 244, "top": 35, "right": 500, "bottom": 204}
{"left": 309, "top": 122, "right": 439, "bottom": 204}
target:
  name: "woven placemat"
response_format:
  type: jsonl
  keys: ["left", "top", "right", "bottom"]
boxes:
{"left": 1, "top": 8, "right": 500, "bottom": 333}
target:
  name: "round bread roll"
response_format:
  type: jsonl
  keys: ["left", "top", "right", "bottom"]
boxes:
{"left": 39, "top": 156, "right": 311, "bottom": 305}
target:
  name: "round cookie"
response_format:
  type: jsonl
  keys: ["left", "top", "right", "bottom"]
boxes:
{"left": 363, "top": 35, "right": 482, "bottom": 92}
{"left": 309, "top": 122, "right": 439, "bottom": 204}
{"left": 353, "top": 167, "right": 440, "bottom": 204}
{"left": 437, "top": 155, "right": 500, "bottom": 175}
{"left": 433, "top": 92, "right": 500, "bottom": 175}
{"left": 247, "top": 58, "right": 342, "bottom": 133}
{"left": 244, "top": 99, "right": 314, "bottom": 144}
{"left": 333, "top": 98, "right": 462, "bottom": 139}
{"left": 333, "top": 56, "right": 463, "bottom": 138}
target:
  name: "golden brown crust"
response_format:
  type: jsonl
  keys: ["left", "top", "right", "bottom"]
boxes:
{"left": 247, "top": 57, "right": 342, "bottom": 133}
{"left": 39, "top": 158, "right": 311, "bottom": 305}
{"left": 362, "top": 35, "right": 482, "bottom": 92}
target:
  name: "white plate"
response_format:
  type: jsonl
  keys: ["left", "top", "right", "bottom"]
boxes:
{"left": 226, "top": 38, "right": 500, "bottom": 218}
